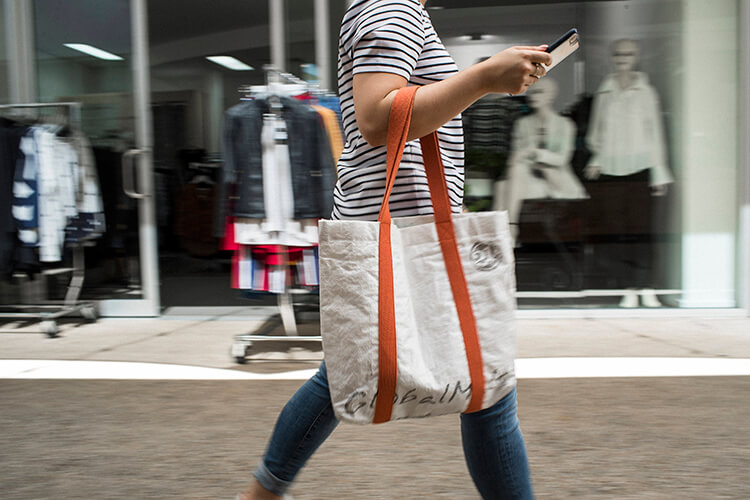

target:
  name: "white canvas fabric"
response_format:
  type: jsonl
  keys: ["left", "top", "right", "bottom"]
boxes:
{"left": 319, "top": 210, "right": 518, "bottom": 424}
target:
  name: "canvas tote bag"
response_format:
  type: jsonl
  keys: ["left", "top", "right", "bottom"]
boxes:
{"left": 319, "top": 86, "right": 517, "bottom": 425}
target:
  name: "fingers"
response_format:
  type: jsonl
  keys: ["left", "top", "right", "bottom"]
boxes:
{"left": 514, "top": 46, "right": 552, "bottom": 67}
{"left": 531, "top": 62, "right": 547, "bottom": 78}
{"left": 508, "top": 63, "right": 545, "bottom": 96}
{"left": 530, "top": 51, "right": 553, "bottom": 67}
{"left": 516, "top": 48, "right": 552, "bottom": 80}
{"left": 515, "top": 45, "right": 549, "bottom": 51}
{"left": 501, "top": 45, "right": 552, "bottom": 95}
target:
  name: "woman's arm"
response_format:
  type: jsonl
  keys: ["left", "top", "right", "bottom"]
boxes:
{"left": 353, "top": 46, "right": 553, "bottom": 146}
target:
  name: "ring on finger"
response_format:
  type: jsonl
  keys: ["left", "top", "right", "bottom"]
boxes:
{"left": 533, "top": 63, "right": 543, "bottom": 77}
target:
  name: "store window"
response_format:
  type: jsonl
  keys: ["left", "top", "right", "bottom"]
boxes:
{"left": 146, "top": 0, "right": 344, "bottom": 309}
{"left": 145, "top": 1, "right": 271, "bottom": 308}
{"left": 7, "top": 0, "right": 740, "bottom": 312}
{"left": 430, "top": 0, "right": 741, "bottom": 309}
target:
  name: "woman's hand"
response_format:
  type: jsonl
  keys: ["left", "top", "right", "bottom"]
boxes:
{"left": 477, "top": 46, "right": 552, "bottom": 95}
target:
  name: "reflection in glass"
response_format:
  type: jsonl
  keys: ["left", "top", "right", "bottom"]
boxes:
{"left": 507, "top": 77, "right": 588, "bottom": 244}
{"left": 33, "top": 0, "right": 141, "bottom": 300}
{"left": 584, "top": 38, "right": 674, "bottom": 308}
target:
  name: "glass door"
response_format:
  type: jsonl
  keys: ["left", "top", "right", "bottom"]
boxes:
{"left": 31, "top": 0, "right": 159, "bottom": 315}
{"left": 146, "top": 1, "right": 282, "bottom": 311}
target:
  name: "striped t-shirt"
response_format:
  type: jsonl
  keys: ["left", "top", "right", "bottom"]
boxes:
{"left": 333, "top": 0, "right": 464, "bottom": 220}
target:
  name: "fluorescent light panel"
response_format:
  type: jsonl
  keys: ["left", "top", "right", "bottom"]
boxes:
{"left": 206, "top": 56, "right": 254, "bottom": 71}
{"left": 64, "top": 43, "right": 123, "bottom": 61}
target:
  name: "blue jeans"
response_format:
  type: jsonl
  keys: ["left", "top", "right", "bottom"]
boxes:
{"left": 254, "top": 362, "right": 534, "bottom": 499}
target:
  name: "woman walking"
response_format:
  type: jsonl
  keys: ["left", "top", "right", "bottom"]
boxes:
{"left": 238, "top": 1, "right": 550, "bottom": 498}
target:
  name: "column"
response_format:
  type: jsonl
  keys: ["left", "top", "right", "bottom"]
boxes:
{"left": 314, "top": 0, "right": 331, "bottom": 91}
{"left": 740, "top": 0, "right": 750, "bottom": 311}
{"left": 3, "top": 0, "right": 36, "bottom": 103}
{"left": 680, "top": 0, "right": 740, "bottom": 307}
{"left": 270, "top": 0, "right": 285, "bottom": 71}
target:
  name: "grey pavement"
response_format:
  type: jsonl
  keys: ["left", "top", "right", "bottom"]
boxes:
{"left": 1, "top": 311, "right": 750, "bottom": 499}
{"left": 1, "top": 311, "right": 749, "bottom": 369}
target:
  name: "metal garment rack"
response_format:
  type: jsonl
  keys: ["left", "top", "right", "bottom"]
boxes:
{"left": 0, "top": 102, "right": 97, "bottom": 337}
{"left": 231, "top": 68, "right": 322, "bottom": 363}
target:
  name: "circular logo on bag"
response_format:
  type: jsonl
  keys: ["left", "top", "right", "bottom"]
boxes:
{"left": 471, "top": 241, "right": 503, "bottom": 271}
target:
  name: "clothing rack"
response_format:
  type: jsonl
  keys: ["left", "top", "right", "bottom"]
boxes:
{"left": 0, "top": 101, "right": 98, "bottom": 337}
{"left": 231, "top": 68, "right": 323, "bottom": 363}
{"left": 0, "top": 101, "right": 82, "bottom": 125}
{"left": 238, "top": 65, "right": 334, "bottom": 102}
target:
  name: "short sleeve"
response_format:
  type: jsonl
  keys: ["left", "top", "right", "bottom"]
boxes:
{"left": 351, "top": 1, "right": 426, "bottom": 80}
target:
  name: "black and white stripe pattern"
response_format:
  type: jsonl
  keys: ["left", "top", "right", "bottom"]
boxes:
{"left": 333, "top": 0, "right": 464, "bottom": 220}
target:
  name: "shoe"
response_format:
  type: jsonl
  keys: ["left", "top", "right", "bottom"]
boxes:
{"left": 618, "top": 290, "right": 638, "bottom": 308}
{"left": 640, "top": 288, "right": 661, "bottom": 308}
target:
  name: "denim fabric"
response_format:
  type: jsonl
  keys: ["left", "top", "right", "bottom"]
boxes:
{"left": 461, "top": 385, "right": 534, "bottom": 499}
{"left": 254, "top": 362, "right": 339, "bottom": 496}
{"left": 254, "top": 362, "right": 533, "bottom": 499}
{"left": 215, "top": 101, "right": 264, "bottom": 236}
{"left": 216, "top": 98, "right": 336, "bottom": 236}
{"left": 283, "top": 97, "right": 335, "bottom": 219}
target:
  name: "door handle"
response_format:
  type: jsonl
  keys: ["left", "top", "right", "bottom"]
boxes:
{"left": 122, "top": 148, "right": 150, "bottom": 199}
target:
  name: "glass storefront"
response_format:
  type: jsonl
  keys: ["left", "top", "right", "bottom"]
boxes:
{"left": 32, "top": 0, "right": 145, "bottom": 302}
{"left": 432, "top": 0, "right": 742, "bottom": 309}
{"left": 0, "top": 0, "right": 747, "bottom": 314}
{"left": 145, "top": 0, "right": 345, "bottom": 309}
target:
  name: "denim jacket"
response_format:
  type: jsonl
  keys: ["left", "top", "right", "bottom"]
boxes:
{"left": 216, "top": 97, "right": 336, "bottom": 236}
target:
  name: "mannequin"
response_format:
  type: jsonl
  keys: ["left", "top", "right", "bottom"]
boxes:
{"left": 506, "top": 77, "right": 587, "bottom": 244}
{"left": 584, "top": 39, "right": 674, "bottom": 307}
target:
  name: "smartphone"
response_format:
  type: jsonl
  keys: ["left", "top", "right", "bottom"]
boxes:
{"left": 545, "top": 28, "right": 579, "bottom": 70}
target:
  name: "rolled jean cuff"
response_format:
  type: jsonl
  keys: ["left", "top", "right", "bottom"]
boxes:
{"left": 253, "top": 461, "right": 291, "bottom": 496}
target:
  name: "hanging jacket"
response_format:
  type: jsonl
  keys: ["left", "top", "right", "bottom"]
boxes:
{"left": 13, "top": 128, "right": 41, "bottom": 246}
{"left": 64, "top": 133, "right": 106, "bottom": 243}
{"left": 13, "top": 126, "right": 81, "bottom": 262}
{"left": 216, "top": 97, "right": 336, "bottom": 236}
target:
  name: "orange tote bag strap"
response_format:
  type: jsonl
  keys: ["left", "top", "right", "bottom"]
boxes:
{"left": 373, "top": 86, "right": 417, "bottom": 423}
{"left": 419, "top": 132, "right": 485, "bottom": 413}
{"left": 373, "top": 86, "right": 485, "bottom": 424}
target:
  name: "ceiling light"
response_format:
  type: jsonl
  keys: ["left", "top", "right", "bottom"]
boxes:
{"left": 64, "top": 43, "right": 123, "bottom": 61}
{"left": 206, "top": 56, "right": 254, "bottom": 71}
